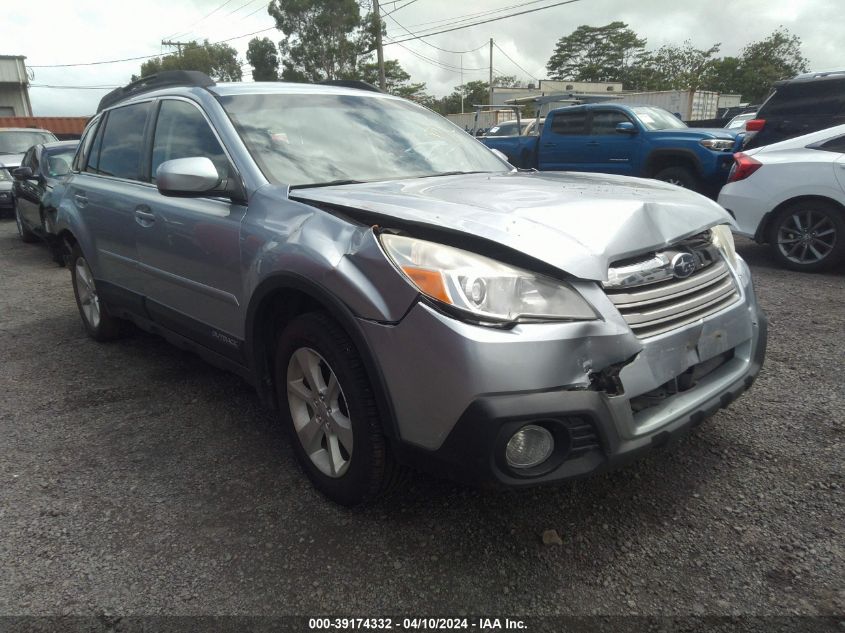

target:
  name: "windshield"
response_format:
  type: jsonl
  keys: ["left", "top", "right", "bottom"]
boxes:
{"left": 484, "top": 121, "right": 526, "bottom": 137}
{"left": 220, "top": 93, "right": 509, "bottom": 187}
{"left": 630, "top": 107, "right": 688, "bottom": 131}
{"left": 0, "top": 131, "right": 57, "bottom": 154}
{"left": 726, "top": 113, "right": 755, "bottom": 129}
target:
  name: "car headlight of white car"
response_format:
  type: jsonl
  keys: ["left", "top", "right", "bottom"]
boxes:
{"left": 379, "top": 233, "right": 597, "bottom": 323}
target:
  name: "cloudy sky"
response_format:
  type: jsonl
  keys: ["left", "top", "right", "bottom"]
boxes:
{"left": 5, "top": 0, "right": 842, "bottom": 116}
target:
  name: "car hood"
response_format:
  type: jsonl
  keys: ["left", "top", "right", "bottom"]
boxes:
{"left": 0, "top": 153, "right": 23, "bottom": 170}
{"left": 291, "top": 171, "right": 733, "bottom": 281}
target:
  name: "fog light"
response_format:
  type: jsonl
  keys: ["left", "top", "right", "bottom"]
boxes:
{"left": 505, "top": 424, "right": 554, "bottom": 469}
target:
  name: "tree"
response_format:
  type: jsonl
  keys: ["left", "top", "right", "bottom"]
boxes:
{"left": 139, "top": 40, "right": 242, "bottom": 81}
{"left": 546, "top": 22, "right": 647, "bottom": 83}
{"left": 358, "top": 59, "right": 428, "bottom": 100}
{"left": 649, "top": 41, "right": 722, "bottom": 92}
{"left": 247, "top": 37, "right": 280, "bottom": 81}
{"left": 732, "top": 28, "right": 809, "bottom": 102}
{"left": 268, "top": 0, "right": 376, "bottom": 82}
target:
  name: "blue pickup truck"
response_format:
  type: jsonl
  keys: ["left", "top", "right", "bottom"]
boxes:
{"left": 481, "top": 103, "right": 741, "bottom": 197}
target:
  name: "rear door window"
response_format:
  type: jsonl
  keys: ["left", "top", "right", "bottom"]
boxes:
{"left": 761, "top": 79, "right": 845, "bottom": 117}
{"left": 549, "top": 111, "right": 588, "bottom": 135}
{"left": 96, "top": 102, "right": 152, "bottom": 180}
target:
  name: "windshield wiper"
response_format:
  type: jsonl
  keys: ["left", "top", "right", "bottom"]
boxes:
{"left": 417, "top": 171, "right": 490, "bottom": 178}
{"left": 290, "top": 179, "right": 365, "bottom": 190}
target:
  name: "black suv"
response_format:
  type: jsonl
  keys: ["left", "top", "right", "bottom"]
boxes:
{"left": 744, "top": 70, "right": 845, "bottom": 149}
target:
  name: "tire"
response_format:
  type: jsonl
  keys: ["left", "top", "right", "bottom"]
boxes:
{"left": 14, "top": 199, "right": 37, "bottom": 243}
{"left": 768, "top": 200, "right": 845, "bottom": 272}
{"left": 69, "top": 244, "right": 125, "bottom": 341}
{"left": 275, "top": 312, "right": 403, "bottom": 506}
{"left": 654, "top": 166, "right": 699, "bottom": 191}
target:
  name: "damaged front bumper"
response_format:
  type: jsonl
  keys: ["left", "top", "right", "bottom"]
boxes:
{"left": 357, "top": 255, "right": 767, "bottom": 487}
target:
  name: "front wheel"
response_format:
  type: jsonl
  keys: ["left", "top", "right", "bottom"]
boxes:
{"left": 275, "top": 312, "right": 403, "bottom": 505}
{"left": 70, "top": 244, "right": 125, "bottom": 340}
{"left": 654, "top": 166, "right": 699, "bottom": 191}
{"left": 768, "top": 200, "right": 845, "bottom": 272}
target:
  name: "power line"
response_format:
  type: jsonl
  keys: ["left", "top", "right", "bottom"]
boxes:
{"left": 388, "top": 40, "right": 489, "bottom": 74}
{"left": 241, "top": 2, "right": 271, "bottom": 20}
{"left": 163, "top": 0, "right": 237, "bottom": 41}
{"left": 493, "top": 42, "right": 539, "bottom": 81}
{"left": 401, "top": 0, "right": 552, "bottom": 32}
{"left": 30, "top": 84, "right": 119, "bottom": 90}
{"left": 382, "top": 0, "right": 419, "bottom": 17}
{"left": 387, "top": 0, "right": 582, "bottom": 43}
{"left": 384, "top": 13, "right": 487, "bottom": 54}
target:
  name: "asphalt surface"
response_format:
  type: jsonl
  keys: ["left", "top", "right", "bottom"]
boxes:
{"left": 0, "top": 217, "right": 842, "bottom": 624}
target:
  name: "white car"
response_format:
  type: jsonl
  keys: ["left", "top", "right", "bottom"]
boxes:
{"left": 718, "top": 124, "right": 845, "bottom": 272}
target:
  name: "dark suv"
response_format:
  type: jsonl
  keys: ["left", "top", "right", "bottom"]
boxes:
{"left": 744, "top": 70, "right": 845, "bottom": 149}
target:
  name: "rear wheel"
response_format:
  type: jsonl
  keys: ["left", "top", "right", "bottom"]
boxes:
{"left": 654, "top": 166, "right": 699, "bottom": 191}
{"left": 70, "top": 244, "right": 125, "bottom": 340}
{"left": 275, "top": 312, "right": 402, "bottom": 505}
{"left": 14, "top": 199, "right": 37, "bottom": 243}
{"left": 768, "top": 200, "right": 845, "bottom": 272}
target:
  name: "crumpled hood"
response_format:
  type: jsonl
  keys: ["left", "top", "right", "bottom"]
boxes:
{"left": 291, "top": 171, "right": 733, "bottom": 281}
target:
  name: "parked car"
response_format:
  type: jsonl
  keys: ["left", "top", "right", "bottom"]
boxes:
{"left": 12, "top": 140, "right": 79, "bottom": 261}
{"left": 481, "top": 103, "right": 741, "bottom": 197}
{"left": 55, "top": 71, "right": 766, "bottom": 505}
{"left": 0, "top": 167, "right": 12, "bottom": 216}
{"left": 718, "top": 124, "right": 845, "bottom": 272}
{"left": 744, "top": 70, "right": 845, "bottom": 149}
{"left": 0, "top": 127, "right": 60, "bottom": 173}
{"left": 725, "top": 112, "right": 757, "bottom": 132}
{"left": 482, "top": 120, "right": 530, "bottom": 137}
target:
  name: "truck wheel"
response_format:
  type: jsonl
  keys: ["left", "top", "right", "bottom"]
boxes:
{"left": 14, "top": 200, "right": 37, "bottom": 243}
{"left": 275, "top": 312, "right": 403, "bottom": 506}
{"left": 654, "top": 167, "right": 698, "bottom": 191}
{"left": 768, "top": 200, "right": 845, "bottom": 272}
{"left": 70, "top": 244, "right": 125, "bottom": 341}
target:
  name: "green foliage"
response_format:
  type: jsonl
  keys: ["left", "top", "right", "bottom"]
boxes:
{"left": 649, "top": 41, "right": 722, "bottom": 91}
{"left": 247, "top": 37, "right": 280, "bottom": 81}
{"left": 140, "top": 40, "right": 242, "bottom": 81}
{"left": 726, "top": 28, "right": 809, "bottom": 102}
{"left": 358, "top": 59, "right": 428, "bottom": 100}
{"left": 268, "top": 0, "right": 375, "bottom": 82}
{"left": 546, "top": 22, "right": 646, "bottom": 83}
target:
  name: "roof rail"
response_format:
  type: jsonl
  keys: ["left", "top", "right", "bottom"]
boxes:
{"left": 97, "top": 71, "right": 216, "bottom": 113}
{"left": 318, "top": 79, "right": 382, "bottom": 93}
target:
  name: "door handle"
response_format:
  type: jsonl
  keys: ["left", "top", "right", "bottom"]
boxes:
{"left": 542, "top": 143, "right": 557, "bottom": 148}
{"left": 74, "top": 193, "right": 88, "bottom": 207}
{"left": 134, "top": 206, "right": 156, "bottom": 227}
{"left": 586, "top": 141, "right": 600, "bottom": 146}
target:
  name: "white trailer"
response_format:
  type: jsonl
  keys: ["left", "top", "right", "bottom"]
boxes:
{"left": 613, "top": 90, "right": 721, "bottom": 121}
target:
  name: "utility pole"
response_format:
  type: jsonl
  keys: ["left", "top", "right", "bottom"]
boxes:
{"left": 161, "top": 40, "right": 190, "bottom": 56}
{"left": 373, "top": 0, "right": 387, "bottom": 91}
{"left": 488, "top": 38, "right": 493, "bottom": 105}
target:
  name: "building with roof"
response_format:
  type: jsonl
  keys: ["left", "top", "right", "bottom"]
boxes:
{"left": 0, "top": 56, "right": 33, "bottom": 117}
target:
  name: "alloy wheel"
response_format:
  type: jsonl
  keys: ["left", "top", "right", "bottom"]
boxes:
{"left": 75, "top": 257, "right": 101, "bottom": 329}
{"left": 286, "top": 347, "right": 353, "bottom": 478}
{"left": 776, "top": 209, "right": 837, "bottom": 265}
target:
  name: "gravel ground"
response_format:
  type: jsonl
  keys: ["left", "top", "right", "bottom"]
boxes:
{"left": 0, "top": 218, "right": 842, "bottom": 624}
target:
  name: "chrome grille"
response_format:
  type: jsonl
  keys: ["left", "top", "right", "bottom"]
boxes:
{"left": 605, "top": 257, "right": 740, "bottom": 338}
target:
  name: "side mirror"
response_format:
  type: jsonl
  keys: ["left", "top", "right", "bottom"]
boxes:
{"left": 156, "top": 157, "right": 221, "bottom": 197}
{"left": 13, "top": 166, "right": 34, "bottom": 180}
{"left": 616, "top": 122, "right": 638, "bottom": 135}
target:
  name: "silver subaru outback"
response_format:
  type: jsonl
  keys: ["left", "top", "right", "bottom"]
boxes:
{"left": 55, "top": 72, "right": 767, "bottom": 505}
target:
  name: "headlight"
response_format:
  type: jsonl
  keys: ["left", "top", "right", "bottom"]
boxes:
{"left": 0, "top": 169, "right": 11, "bottom": 182}
{"left": 711, "top": 224, "right": 737, "bottom": 266}
{"left": 699, "top": 138, "right": 735, "bottom": 152}
{"left": 379, "top": 234, "right": 596, "bottom": 323}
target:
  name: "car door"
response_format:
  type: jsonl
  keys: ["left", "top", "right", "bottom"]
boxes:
{"left": 584, "top": 110, "right": 642, "bottom": 175}
{"left": 537, "top": 109, "right": 590, "bottom": 171}
{"left": 133, "top": 98, "right": 247, "bottom": 356}
{"left": 15, "top": 147, "right": 42, "bottom": 227}
{"left": 64, "top": 101, "right": 153, "bottom": 303}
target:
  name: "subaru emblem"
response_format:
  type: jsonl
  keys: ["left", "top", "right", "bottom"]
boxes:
{"left": 671, "top": 253, "right": 697, "bottom": 278}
